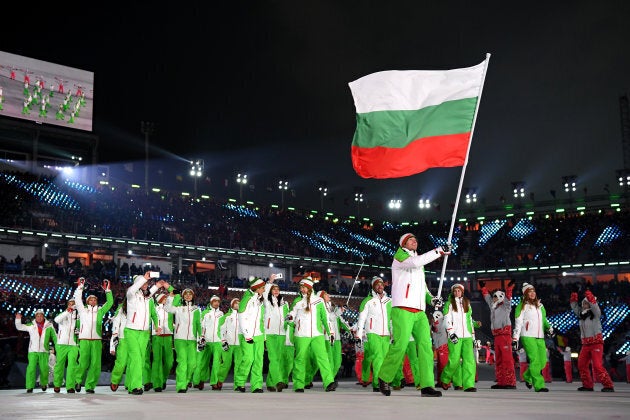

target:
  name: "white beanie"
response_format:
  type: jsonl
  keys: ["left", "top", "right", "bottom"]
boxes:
{"left": 451, "top": 283, "right": 464, "bottom": 292}
{"left": 399, "top": 233, "right": 416, "bottom": 247}
{"left": 154, "top": 293, "right": 167, "bottom": 304}
{"left": 371, "top": 276, "right": 384, "bottom": 288}
{"left": 522, "top": 283, "right": 534, "bottom": 294}
{"left": 300, "top": 277, "right": 314, "bottom": 290}
{"left": 210, "top": 295, "right": 221, "bottom": 303}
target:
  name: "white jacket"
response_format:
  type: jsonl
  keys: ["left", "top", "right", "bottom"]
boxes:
{"left": 288, "top": 294, "right": 328, "bottom": 338}
{"left": 202, "top": 308, "right": 224, "bottom": 342}
{"left": 444, "top": 297, "right": 473, "bottom": 339}
{"left": 513, "top": 302, "right": 547, "bottom": 340}
{"left": 390, "top": 248, "right": 441, "bottom": 310}
{"left": 263, "top": 284, "right": 288, "bottom": 336}
{"left": 164, "top": 297, "right": 200, "bottom": 341}
{"left": 125, "top": 278, "right": 158, "bottom": 331}
{"left": 153, "top": 303, "right": 174, "bottom": 336}
{"left": 357, "top": 291, "right": 391, "bottom": 338}
{"left": 54, "top": 309, "right": 78, "bottom": 346}
{"left": 15, "top": 318, "right": 56, "bottom": 353}
{"left": 220, "top": 310, "right": 240, "bottom": 346}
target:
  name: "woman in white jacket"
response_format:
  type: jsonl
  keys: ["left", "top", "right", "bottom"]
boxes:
{"left": 286, "top": 278, "right": 336, "bottom": 393}
{"left": 53, "top": 298, "right": 79, "bottom": 393}
{"left": 512, "top": 283, "right": 553, "bottom": 393}
{"left": 164, "top": 288, "right": 202, "bottom": 393}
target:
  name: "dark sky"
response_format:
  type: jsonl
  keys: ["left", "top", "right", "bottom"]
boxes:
{"left": 4, "top": 1, "right": 630, "bottom": 220}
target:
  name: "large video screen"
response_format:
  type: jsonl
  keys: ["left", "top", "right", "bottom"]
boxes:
{"left": 0, "top": 50, "right": 94, "bottom": 132}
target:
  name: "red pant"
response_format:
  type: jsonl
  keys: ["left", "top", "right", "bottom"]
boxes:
{"left": 564, "top": 361, "right": 573, "bottom": 383}
{"left": 578, "top": 343, "right": 613, "bottom": 389}
{"left": 435, "top": 344, "right": 448, "bottom": 384}
{"left": 543, "top": 362, "right": 552, "bottom": 382}
{"left": 493, "top": 333, "right": 516, "bottom": 386}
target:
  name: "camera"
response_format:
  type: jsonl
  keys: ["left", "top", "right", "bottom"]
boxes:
{"left": 275, "top": 273, "right": 283, "bottom": 279}
{"left": 150, "top": 271, "right": 160, "bottom": 278}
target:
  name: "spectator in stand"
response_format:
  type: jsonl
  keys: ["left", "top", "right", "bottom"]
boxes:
{"left": 570, "top": 289, "right": 615, "bottom": 392}
{"left": 15, "top": 310, "right": 57, "bottom": 392}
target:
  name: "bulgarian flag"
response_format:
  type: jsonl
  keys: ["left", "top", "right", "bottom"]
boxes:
{"left": 349, "top": 57, "right": 489, "bottom": 179}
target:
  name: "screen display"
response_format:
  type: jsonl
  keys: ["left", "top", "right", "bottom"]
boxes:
{"left": 0, "top": 50, "right": 94, "bottom": 132}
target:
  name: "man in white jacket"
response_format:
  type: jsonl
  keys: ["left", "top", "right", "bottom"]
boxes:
{"left": 356, "top": 276, "right": 392, "bottom": 393}
{"left": 377, "top": 233, "right": 450, "bottom": 397}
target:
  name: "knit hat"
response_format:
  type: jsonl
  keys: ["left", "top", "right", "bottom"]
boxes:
{"left": 34, "top": 309, "right": 45, "bottom": 316}
{"left": 86, "top": 295, "right": 98, "bottom": 303}
{"left": 399, "top": 233, "right": 416, "bottom": 247}
{"left": 371, "top": 276, "right": 384, "bottom": 288}
{"left": 182, "top": 288, "right": 195, "bottom": 298}
{"left": 451, "top": 283, "right": 465, "bottom": 292}
{"left": 522, "top": 283, "right": 534, "bottom": 294}
{"left": 248, "top": 276, "right": 266, "bottom": 291}
{"left": 210, "top": 295, "right": 221, "bottom": 303}
{"left": 154, "top": 293, "right": 167, "bottom": 304}
{"left": 316, "top": 290, "right": 326, "bottom": 298}
{"left": 300, "top": 277, "right": 314, "bottom": 290}
{"left": 230, "top": 298, "right": 240, "bottom": 307}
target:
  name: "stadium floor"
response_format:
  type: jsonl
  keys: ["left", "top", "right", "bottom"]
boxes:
{"left": 2, "top": 376, "right": 629, "bottom": 419}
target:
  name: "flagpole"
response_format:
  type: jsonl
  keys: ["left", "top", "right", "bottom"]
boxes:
{"left": 436, "top": 53, "right": 491, "bottom": 299}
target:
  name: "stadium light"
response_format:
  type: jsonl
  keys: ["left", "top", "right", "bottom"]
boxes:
{"left": 354, "top": 187, "right": 364, "bottom": 217}
{"left": 512, "top": 181, "right": 526, "bottom": 199}
{"left": 237, "top": 173, "right": 248, "bottom": 202}
{"left": 190, "top": 159, "right": 204, "bottom": 198}
{"left": 278, "top": 179, "right": 288, "bottom": 208}
{"left": 388, "top": 198, "right": 402, "bottom": 210}
{"left": 317, "top": 181, "right": 328, "bottom": 210}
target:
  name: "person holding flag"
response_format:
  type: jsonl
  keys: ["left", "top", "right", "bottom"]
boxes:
{"left": 376, "top": 233, "right": 450, "bottom": 397}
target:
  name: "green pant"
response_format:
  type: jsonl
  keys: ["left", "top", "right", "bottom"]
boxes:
{"left": 365, "top": 334, "right": 390, "bottom": 389}
{"left": 151, "top": 335, "right": 174, "bottom": 388}
{"left": 379, "top": 308, "right": 434, "bottom": 388}
{"left": 235, "top": 334, "right": 265, "bottom": 391}
{"left": 174, "top": 339, "right": 197, "bottom": 391}
{"left": 53, "top": 344, "right": 78, "bottom": 390}
{"left": 76, "top": 339, "right": 102, "bottom": 390}
{"left": 265, "top": 334, "right": 287, "bottom": 387}
{"left": 440, "top": 337, "right": 475, "bottom": 389}
{"left": 218, "top": 344, "right": 241, "bottom": 383}
{"left": 124, "top": 328, "right": 150, "bottom": 391}
{"left": 521, "top": 337, "right": 548, "bottom": 391}
{"left": 25, "top": 352, "right": 49, "bottom": 390}
{"left": 293, "top": 335, "right": 334, "bottom": 390}
{"left": 393, "top": 340, "right": 420, "bottom": 387}
{"left": 193, "top": 341, "right": 221, "bottom": 385}
{"left": 143, "top": 338, "right": 152, "bottom": 385}
{"left": 330, "top": 340, "right": 342, "bottom": 379}
{"left": 110, "top": 338, "right": 129, "bottom": 386}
